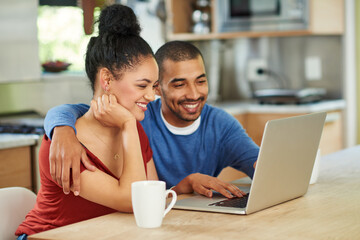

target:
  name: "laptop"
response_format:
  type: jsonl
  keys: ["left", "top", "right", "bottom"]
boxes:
{"left": 174, "top": 112, "right": 327, "bottom": 215}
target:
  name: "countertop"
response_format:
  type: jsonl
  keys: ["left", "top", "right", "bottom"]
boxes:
{"left": 216, "top": 99, "right": 346, "bottom": 115}
{"left": 0, "top": 133, "right": 40, "bottom": 150}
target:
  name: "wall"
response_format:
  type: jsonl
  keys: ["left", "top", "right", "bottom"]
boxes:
{"left": 0, "top": 0, "right": 41, "bottom": 82}
{"left": 134, "top": 0, "right": 165, "bottom": 52}
{"left": 202, "top": 36, "right": 344, "bottom": 102}
{"left": 356, "top": 0, "right": 360, "bottom": 144}
{"left": 0, "top": 74, "right": 93, "bottom": 116}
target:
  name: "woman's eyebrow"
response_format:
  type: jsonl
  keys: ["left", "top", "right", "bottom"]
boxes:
{"left": 136, "top": 79, "right": 152, "bottom": 83}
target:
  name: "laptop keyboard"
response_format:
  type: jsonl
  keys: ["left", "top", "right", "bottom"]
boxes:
{"left": 208, "top": 194, "right": 249, "bottom": 208}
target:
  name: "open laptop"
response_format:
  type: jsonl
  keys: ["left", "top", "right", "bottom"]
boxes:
{"left": 174, "top": 112, "right": 327, "bottom": 215}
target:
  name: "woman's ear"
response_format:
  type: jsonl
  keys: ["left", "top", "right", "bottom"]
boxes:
{"left": 99, "top": 68, "right": 111, "bottom": 93}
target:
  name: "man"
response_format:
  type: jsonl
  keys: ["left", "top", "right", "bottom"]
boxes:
{"left": 44, "top": 41, "right": 259, "bottom": 198}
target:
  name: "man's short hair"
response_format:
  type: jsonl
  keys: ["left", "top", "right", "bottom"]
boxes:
{"left": 155, "top": 41, "right": 204, "bottom": 83}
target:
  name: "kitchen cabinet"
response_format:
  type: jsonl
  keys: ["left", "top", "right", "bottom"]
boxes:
{"left": 309, "top": 0, "right": 344, "bottom": 34}
{"left": 0, "top": 134, "right": 39, "bottom": 192}
{"left": 239, "top": 110, "right": 344, "bottom": 156}
{"left": 0, "top": 146, "right": 33, "bottom": 191}
{"left": 164, "top": 0, "right": 344, "bottom": 41}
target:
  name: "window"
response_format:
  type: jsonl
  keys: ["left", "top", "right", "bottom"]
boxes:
{"left": 37, "top": 5, "right": 100, "bottom": 72}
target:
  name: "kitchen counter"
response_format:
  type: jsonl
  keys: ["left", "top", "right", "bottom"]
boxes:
{"left": 0, "top": 133, "right": 39, "bottom": 150}
{"left": 216, "top": 99, "right": 346, "bottom": 115}
{"left": 0, "top": 100, "right": 344, "bottom": 149}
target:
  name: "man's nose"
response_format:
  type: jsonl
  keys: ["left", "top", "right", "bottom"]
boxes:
{"left": 186, "top": 84, "right": 200, "bottom": 100}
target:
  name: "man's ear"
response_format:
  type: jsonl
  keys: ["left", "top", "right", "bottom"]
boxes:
{"left": 99, "top": 68, "right": 112, "bottom": 92}
{"left": 154, "top": 82, "right": 162, "bottom": 96}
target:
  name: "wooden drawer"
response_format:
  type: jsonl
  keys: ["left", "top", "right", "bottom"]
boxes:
{"left": 318, "top": 111, "right": 343, "bottom": 155}
{"left": 0, "top": 146, "right": 32, "bottom": 190}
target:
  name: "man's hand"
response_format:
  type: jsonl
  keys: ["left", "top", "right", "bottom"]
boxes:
{"left": 172, "top": 173, "right": 246, "bottom": 198}
{"left": 49, "top": 126, "right": 96, "bottom": 195}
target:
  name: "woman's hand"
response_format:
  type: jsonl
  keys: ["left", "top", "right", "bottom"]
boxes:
{"left": 91, "top": 94, "right": 135, "bottom": 129}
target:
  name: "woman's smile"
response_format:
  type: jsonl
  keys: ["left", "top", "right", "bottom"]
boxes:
{"left": 136, "top": 102, "right": 148, "bottom": 111}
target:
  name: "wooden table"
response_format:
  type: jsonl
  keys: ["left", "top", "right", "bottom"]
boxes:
{"left": 29, "top": 146, "right": 360, "bottom": 240}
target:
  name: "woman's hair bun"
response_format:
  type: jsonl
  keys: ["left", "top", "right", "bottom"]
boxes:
{"left": 98, "top": 4, "right": 141, "bottom": 37}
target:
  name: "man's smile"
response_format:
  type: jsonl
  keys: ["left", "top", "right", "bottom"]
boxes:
{"left": 180, "top": 102, "right": 201, "bottom": 113}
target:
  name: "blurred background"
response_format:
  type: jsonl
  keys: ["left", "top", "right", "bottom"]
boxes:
{"left": 0, "top": 0, "right": 359, "bottom": 193}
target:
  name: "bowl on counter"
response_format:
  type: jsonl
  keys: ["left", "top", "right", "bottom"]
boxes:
{"left": 41, "top": 61, "right": 71, "bottom": 73}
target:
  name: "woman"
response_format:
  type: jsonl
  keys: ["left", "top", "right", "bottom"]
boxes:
{"left": 16, "top": 4, "right": 159, "bottom": 238}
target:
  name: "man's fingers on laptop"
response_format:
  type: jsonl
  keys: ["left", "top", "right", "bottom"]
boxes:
{"left": 195, "top": 185, "right": 232, "bottom": 199}
{"left": 214, "top": 181, "right": 244, "bottom": 198}
{"left": 217, "top": 188, "right": 234, "bottom": 198}
{"left": 193, "top": 180, "right": 229, "bottom": 198}
{"left": 222, "top": 184, "right": 244, "bottom": 198}
{"left": 193, "top": 185, "right": 213, "bottom": 198}
{"left": 201, "top": 178, "right": 233, "bottom": 198}
{"left": 206, "top": 181, "right": 233, "bottom": 198}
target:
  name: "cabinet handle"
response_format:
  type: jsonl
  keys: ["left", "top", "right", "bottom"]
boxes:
{"left": 325, "top": 112, "right": 340, "bottom": 123}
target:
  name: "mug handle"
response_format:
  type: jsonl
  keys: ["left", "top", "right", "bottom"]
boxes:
{"left": 163, "top": 189, "right": 177, "bottom": 217}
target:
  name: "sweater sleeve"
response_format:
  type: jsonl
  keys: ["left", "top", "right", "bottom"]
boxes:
{"left": 44, "top": 103, "right": 90, "bottom": 140}
{"left": 219, "top": 112, "right": 260, "bottom": 178}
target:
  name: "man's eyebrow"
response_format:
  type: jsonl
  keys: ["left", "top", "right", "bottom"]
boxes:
{"left": 196, "top": 73, "right": 206, "bottom": 79}
{"left": 169, "top": 74, "right": 206, "bottom": 83}
{"left": 169, "top": 78, "right": 186, "bottom": 84}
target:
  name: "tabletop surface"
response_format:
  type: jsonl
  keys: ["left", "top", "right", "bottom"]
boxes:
{"left": 29, "top": 146, "right": 360, "bottom": 240}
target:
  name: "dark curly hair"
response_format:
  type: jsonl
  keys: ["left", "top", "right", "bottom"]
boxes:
{"left": 85, "top": 4, "right": 154, "bottom": 92}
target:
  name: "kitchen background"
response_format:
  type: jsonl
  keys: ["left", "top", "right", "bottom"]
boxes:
{"left": 0, "top": 0, "right": 359, "bottom": 192}
{"left": 1, "top": 0, "right": 358, "bottom": 139}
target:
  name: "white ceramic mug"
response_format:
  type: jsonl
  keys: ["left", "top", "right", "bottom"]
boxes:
{"left": 131, "top": 180, "right": 177, "bottom": 228}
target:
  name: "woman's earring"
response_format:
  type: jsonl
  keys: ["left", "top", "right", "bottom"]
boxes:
{"left": 105, "top": 85, "right": 109, "bottom": 93}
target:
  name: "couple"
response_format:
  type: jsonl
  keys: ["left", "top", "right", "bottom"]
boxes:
{"left": 16, "top": 4, "right": 259, "bottom": 238}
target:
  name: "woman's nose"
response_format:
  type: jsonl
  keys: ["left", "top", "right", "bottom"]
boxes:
{"left": 145, "top": 88, "right": 156, "bottom": 102}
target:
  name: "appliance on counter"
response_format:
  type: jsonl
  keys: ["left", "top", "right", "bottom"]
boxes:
{"left": 0, "top": 124, "right": 44, "bottom": 135}
{"left": 215, "top": 0, "right": 308, "bottom": 33}
{"left": 0, "top": 111, "right": 44, "bottom": 135}
{"left": 253, "top": 88, "right": 326, "bottom": 104}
